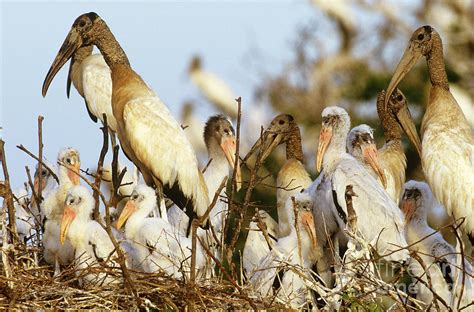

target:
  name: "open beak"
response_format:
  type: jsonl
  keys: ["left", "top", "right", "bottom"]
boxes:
{"left": 221, "top": 136, "right": 242, "bottom": 191}
{"left": 67, "top": 163, "right": 81, "bottom": 186}
{"left": 60, "top": 206, "right": 76, "bottom": 245}
{"left": 361, "top": 143, "right": 387, "bottom": 189}
{"left": 42, "top": 28, "right": 81, "bottom": 97}
{"left": 396, "top": 104, "right": 422, "bottom": 157}
{"left": 117, "top": 200, "right": 137, "bottom": 230}
{"left": 244, "top": 130, "right": 283, "bottom": 165}
{"left": 400, "top": 198, "right": 416, "bottom": 223}
{"left": 385, "top": 43, "right": 423, "bottom": 110}
{"left": 301, "top": 211, "right": 317, "bottom": 249}
{"left": 316, "top": 126, "right": 332, "bottom": 172}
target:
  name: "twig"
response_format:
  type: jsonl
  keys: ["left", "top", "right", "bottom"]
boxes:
{"left": 0, "top": 139, "right": 17, "bottom": 243}
{"left": 16, "top": 144, "right": 59, "bottom": 183}
{"left": 92, "top": 114, "right": 109, "bottom": 221}
{"left": 36, "top": 116, "right": 44, "bottom": 212}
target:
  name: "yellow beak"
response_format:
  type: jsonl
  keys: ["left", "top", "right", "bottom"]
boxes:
{"left": 316, "top": 126, "right": 332, "bottom": 172}
{"left": 60, "top": 206, "right": 76, "bottom": 245}
{"left": 116, "top": 200, "right": 137, "bottom": 230}
{"left": 220, "top": 136, "right": 242, "bottom": 191}
{"left": 400, "top": 198, "right": 416, "bottom": 224}
{"left": 361, "top": 143, "right": 387, "bottom": 189}
{"left": 301, "top": 211, "right": 317, "bottom": 249}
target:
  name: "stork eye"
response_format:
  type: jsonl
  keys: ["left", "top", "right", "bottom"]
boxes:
{"left": 132, "top": 194, "right": 139, "bottom": 200}
{"left": 397, "top": 95, "right": 403, "bottom": 101}
{"left": 79, "top": 20, "right": 86, "bottom": 28}
{"left": 42, "top": 170, "right": 47, "bottom": 177}
{"left": 417, "top": 33, "right": 424, "bottom": 40}
{"left": 278, "top": 119, "right": 285, "bottom": 125}
{"left": 224, "top": 128, "right": 230, "bottom": 135}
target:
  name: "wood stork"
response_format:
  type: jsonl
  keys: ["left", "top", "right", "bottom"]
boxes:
{"left": 42, "top": 12, "right": 210, "bottom": 225}
{"left": 188, "top": 56, "right": 238, "bottom": 118}
{"left": 249, "top": 193, "right": 319, "bottom": 309}
{"left": 12, "top": 187, "right": 35, "bottom": 243}
{"left": 401, "top": 180, "right": 474, "bottom": 310}
{"left": 42, "top": 148, "right": 80, "bottom": 269}
{"left": 117, "top": 185, "right": 208, "bottom": 279}
{"left": 315, "top": 106, "right": 409, "bottom": 262}
{"left": 168, "top": 114, "right": 241, "bottom": 238}
{"left": 60, "top": 185, "right": 120, "bottom": 286}
{"left": 66, "top": 45, "right": 118, "bottom": 145}
{"left": 385, "top": 25, "right": 474, "bottom": 244}
{"left": 31, "top": 160, "right": 57, "bottom": 222}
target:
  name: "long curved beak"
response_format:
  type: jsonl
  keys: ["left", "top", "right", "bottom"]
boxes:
{"left": 220, "top": 136, "right": 242, "bottom": 190}
{"left": 361, "top": 143, "right": 387, "bottom": 189}
{"left": 301, "top": 211, "right": 317, "bottom": 249}
{"left": 244, "top": 130, "right": 284, "bottom": 165}
{"left": 396, "top": 104, "right": 422, "bottom": 157}
{"left": 385, "top": 43, "right": 423, "bottom": 110}
{"left": 66, "top": 163, "right": 81, "bottom": 186}
{"left": 60, "top": 206, "right": 76, "bottom": 245}
{"left": 400, "top": 198, "right": 416, "bottom": 224}
{"left": 42, "top": 28, "right": 81, "bottom": 97}
{"left": 117, "top": 200, "right": 137, "bottom": 230}
{"left": 316, "top": 126, "right": 332, "bottom": 172}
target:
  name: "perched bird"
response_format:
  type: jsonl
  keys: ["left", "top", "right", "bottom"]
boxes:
{"left": 168, "top": 115, "right": 242, "bottom": 238}
{"left": 385, "top": 25, "right": 474, "bottom": 243}
{"left": 117, "top": 185, "right": 208, "bottom": 279}
{"left": 315, "top": 106, "right": 408, "bottom": 262}
{"left": 66, "top": 45, "right": 117, "bottom": 145}
{"left": 249, "top": 193, "right": 319, "bottom": 309}
{"left": 60, "top": 185, "right": 120, "bottom": 286}
{"left": 347, "top": 89, "right": 419, "bottom": 204}
{"left": 42, "top": 148, "right": 80, "bottom": 270}
{"left": 42, "top": 12, "right": 209, "bottom": 226}
{"left": 401, "top": 180, "right": 473, "bottom": 310}
{"left": 30, "top": 160, "right": 57, "bottom": 223}
{"left": 188, "top": 56, "right": 238, "bottom": 118}
{"left": 11, "top": 187, "right": 35, "bottom": 243}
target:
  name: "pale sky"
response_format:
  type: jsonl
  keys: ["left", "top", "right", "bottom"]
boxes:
{"left": 1, "top": 1, "right": 315, "bottom": 187}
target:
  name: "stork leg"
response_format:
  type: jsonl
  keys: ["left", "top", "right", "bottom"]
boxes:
{"left": 109, "top": 130, "right": 117, "bottom": 148}
{"left": 53, "top": 255, "right": 61, "bottom": 277}
{"left": 153, "top": 178, "right": 168, "bottom": 222}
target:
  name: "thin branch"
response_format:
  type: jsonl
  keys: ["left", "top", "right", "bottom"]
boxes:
{"left": 36, "top": 116, "right": 44, "bottom": 212}
{"left": 0, "top": 139, "right": 17, "bottom": 243}
{"left": 92, "top": 114, "right": 109, "bottom": 221}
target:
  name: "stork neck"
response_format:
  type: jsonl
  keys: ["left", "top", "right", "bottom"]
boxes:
{"left": 93, "top": 20, "right": 130, "bottom": 68}
{"left": 204, "top": 145, "right": 229, "bottom": 199}
{"left": 426, "top": 33, "right": 449, "bottom": 91}
{"left": 376, "top": 96, "right": 401, "bottom": 142}
{"left": 125, "top": 206, "right": 152, "bottom": 239}
{"left": 323, "top": 129, "right": 347, "bottom": 172}
{"left": 286, "top": 125, "right": 304, "bottom": 163}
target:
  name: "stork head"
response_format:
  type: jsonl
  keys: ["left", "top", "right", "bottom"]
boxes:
{"left": 385, "top": 25, "right": 435, "bottom": 109}
{"left": 400, "top": 180, "right": 435, "bottom": 224}
{"left": 117, "top": 184, "right": 156, "bottom": 229}
{"left": 245, "top": 114, "right": 298, "bottom": 163}
{"left": 385, "top": 89, "right": 422, "bottom": 156}
{"left": 316, "top": 106, "right": 350, "bottom": 172}
{"left": 58, "top": 148, "right": 81, "bottom": 186}
{"left": 347, "top": 125, "right": 387, "bottom": 188}
{"left": 33, "top": 160, "right": 55, "bottom": 196}
{"left": 290, "top": 193, "right": 317, "bottom": 250}
{"left": 204, "top": 115, "right": 241, "bottom": 190}
{"left": 60, "top": 185, "right": 94, "bottom": 244}
{"left": 43, "top": 12, "right": 105, "bottom": 97}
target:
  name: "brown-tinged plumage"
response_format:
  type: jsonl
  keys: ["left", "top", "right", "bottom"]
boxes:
{"left": 42, "top": 13, "right": 209, "bottom": 221}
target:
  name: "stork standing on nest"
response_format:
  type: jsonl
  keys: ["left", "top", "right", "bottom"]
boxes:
{"left": 42, "top": 12, "right": 209, "bottom": 226}
{"left": 385, "top": 25, "right": 474, "bottom": 244}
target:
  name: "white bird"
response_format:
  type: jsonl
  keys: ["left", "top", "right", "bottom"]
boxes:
{"left": 180, "top": 101, "right": 207, "bottom": 160}
{"left": 42, "top": 148, "right": 80, "bottom": 269}
{"left": 30, "top": 160, "right": 57, "bottom": 223}
{"left": 386, "top": 25, "right": 474, "bottom": 244}
{"left": 67, "top": 45, "right": 117, "bottom": 145}
{"left": 60, "top": 185, "right": 120, "bottom": 286}
{"left": 249, "top": 193, "right": 319, "bottom": 309}
{"left": 401, "top": 180, "right": 474, "bottom": 310}
{"left": 117, "top": 185, "right": 208, "bottom": 279}
{"left": 168, "top": 115, "right": 242, "bottom": 238}
{"left": 316, "top": 106, "right": 409, "bottom": 262}
{"left": 188, "top": 56, "right": 238, "bottom": 118}
{"left": 11, "top": 187, "right": 35, "bottom": 243}
{"left": 42, "top": 13, "right": 210, "bottom": 226}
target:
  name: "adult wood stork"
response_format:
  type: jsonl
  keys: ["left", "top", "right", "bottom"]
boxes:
{"left": 249, "top": 193, "right": 319, "bottom": 309}
{"left": 66, "top": 45, "right": 118, "bottom": 145}
{"left": 117, "top": 185, "right": 208, "bottom": 279}
{"left": 316, "top": 106, "right": 409, "bottom": 262}
{"left": 42, "top": 12, "right": 209, "bottom": 225}
{"left": 168, "top": 115, "right": 241, "bottom": 238}
{"left": 42, "top": 148, "right": 80, "bottom": 269}
{"left": 386, "top": 25, "right": 474, "bottom": 243}
{"left": 401, "top": 180, "right": 473, "bottom": 310}
{"left": 60, "top": 185, "right": 120, "bottom": 286}
{"left": 188, "top": 56, "right": 238, "bottom": 118}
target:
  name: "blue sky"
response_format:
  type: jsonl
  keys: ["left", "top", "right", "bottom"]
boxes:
{"left": 1, "top": 1, "right": 315, "bottom": 187}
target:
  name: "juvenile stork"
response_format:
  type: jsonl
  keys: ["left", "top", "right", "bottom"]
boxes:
{"left": 347, "top": 89, "right": 418, "bottom": 204}
{"left": 60, "top": 185, "right": 120, "bottom": 286}
{"left": 42, "top": 12, "right": 209, "bottom": 224}
{"left": 386, "top": 25, "right": 474, "bottom": 243}
{"left": 316, "top": 106, "right": 408, "bottom": 262}
{"left": 66, "top": 45, "right": 118, "bottom": 145}
{"left": 401, "top": 180, "right": 473, "bottom": 310}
